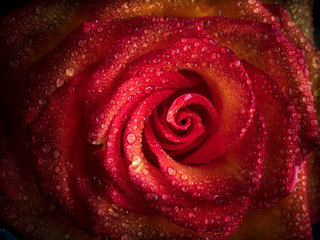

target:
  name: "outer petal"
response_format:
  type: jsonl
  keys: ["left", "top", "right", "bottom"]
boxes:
{"left": 0, "top": 0, "right": 95, "bottom": 132}
{"left": 242, "top": 61, "right": 302, "bottom": 209}
{"left": 146, "top": 112, "right": 266, "bottom": 203}
{"left": 27, "top": 64, "right": 100, "bottom": 228}
{"left": 0, "top": 135, "right": 95, "bottom": 240}
{"left": 24, "top": 19, "right": 143, "bottom": 125}
{"left": 229, "top": 161, "right": 312, "bottom": 240}
{"left": 195, "top": 16, "right": 318, "bottom": 156}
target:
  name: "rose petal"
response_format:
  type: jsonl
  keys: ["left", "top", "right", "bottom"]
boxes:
{"left": 229, "top": 161, "right": 312, "bottom": 240}
{"left": 0, "top": 0, "right": 94, "bottom": 132}
{"left": 123, "top": 87, "right": 265, "bottom": 234}
{"left": 27, "top": 64, "right": 100, "bottom": 228}
{"left": 84, "top": 16, "right": 210, "bottom": 137}
{"left": 242, "top": 61, "right": 302, "bottom": 209}
{"left": 73, "top": 170, "right": 226, "bottom": 239}
{"left": 145, "top": 110, "right": 266, "bottom": 203}
{"left": 196, "top": 16, "right": 319, "bottom": 157}
{"left": 0, "top": 135, "right": 95, "bottom": 240}
{"left": 120, "top": 36, "right": 255, "bottom": 163}
{"left": 88, "top": 0, "right": 279, "bottom": 25}
{"left": 24, "top": 18, "right": 143, "bottom": 125}
{"left": 157, "top": 93, "right": 217, "bottom": 156}
{"left": 91, "top": 71, "right": 195, "bottom": 208}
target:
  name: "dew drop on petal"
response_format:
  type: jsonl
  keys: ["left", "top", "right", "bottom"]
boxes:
{"left": 121, "top": 234, "right": 132, "bottom": 240}
{"left": 126, "top": 133, "right": 136, "bottom": 144}
{"left": 162, "top": 194, "right": 169, "bottom": 200}
{"left": 53, "top": 150, "right": 61, "bottom": 159}
{"left": 220, "top": 47, "right": 229, "bottom": 53}
{"left": 168, "top": 167, "right": 176, "bottom": 176}
{"left": 56, "top": 78, "right": 64, "bottom": 87}
{"left": 142, "top": 168, "right": 149, "bottom": 176}
{"left": 42, "top": 144, "right": 51, "bottom": 153}
{"left": 38, "top": 99, "right": 46, "bottom": 105}
{"left": 97, "top": 208, "right": 105, "bottom": 216}
{"left": 145, "top": 86, "right": 153, "bottom": 93}
{"left": 66, "top": 67, "right": 75, "bottom": 77}
{"left": 131, "top": 156, "right": 141, "bottom": 168}
{"left": 181, "top": 175, "right": 188, "bottom": 180}
{"left": 68, "top": 86, "right": 75, "bottom": 93}
{"left": 38, "top": 157, "right": 45, "bottom": 165}
{"left": 122, "top": 222, "right": 130, "bottom": 229}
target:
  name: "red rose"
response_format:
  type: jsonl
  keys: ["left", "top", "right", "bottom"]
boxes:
{"left": 0, "top": 1, "right": 319, "bottom": 239}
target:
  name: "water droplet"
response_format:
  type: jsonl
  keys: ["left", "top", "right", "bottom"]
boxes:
{"left": 220, "top": 47, "right": 229, "bottom": 53}
{"left": 78, "top": 39, "right": 87, "bottom": 47}
{"left": 142, "top": 168, "right": 149, "bottom": 176}
{"left": 302, "top": 204, "right": 307, "bottom": 211}
{"left": 107, "top": 208, "right": 119, "bottom": 218}
{"left": 145, "top": 86, "right": 153, "bottom": 93}
{"left": 56, "top": 78, "right": 64, "bottom": 87}
{"left": 38, "top": 157, "right": 45, "bottom": 165}
{"left": 162, "top": 194, "right": 169, "bottom": 200}
{"left": 168, "top": 167, "right": 176, "bottom": 175}
{"left": 42, "top": 144, "right": 51, "bottom": 153}
{"left": 68, "top": 86, "right": 75, "bottom": 93}
{"left": 174, "top": 206, "right": 183, "bottom": 213}
{"left": 211, "top": 53, "right": 220, "bottom": 59}
{"left": 181, "top": 175, "right": 188, "bottom": 180}
{"left": 121, "top": 234, "right": 132, "bottom": 240}
{"left": 38, "top": 99, "right": 46, "bottom": 105}
{"left": 122, "top": 222, "right": 129, "bottom": 229}
{"left": 253, "top": 7, "right": 261, "bottom": 13}
{"left": 182, "top": 186, "right": 189, "bottom": 192}
{"left": 131, "top": 156, "right": 141, "bottom": 168}
{"left": 132, "top": 5, "right": 142, "bottom": 12}
{"left": 231, "top": 60, "right": 241, "bottom": 68}
{"left": 156, "top": 69, "right": 163, "bottom": 76}
{"left": 97, "top": 208, "right": 105, "bottom": 216}
{"left": 84, "top": 26, "right": 91, "bottom": 33}
{"left": 113, "top": 128, "right": 119, "bottom": 134}
{"left": 66, "top": 67, "right": 75, "bottom": 77}
{"left": 104, "top": 221, "right": 111, "bottom": 228}
{"left": 126, "top": 133, "right": 136, "bottom": 144}
{"left": 53, "top": 150, "right": 61, "bottom": 159}
{"left": 183, "top": 45, "right": 190, "bottom": 51}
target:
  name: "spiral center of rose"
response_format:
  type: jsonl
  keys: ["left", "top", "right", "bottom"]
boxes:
{"left": 147, "top": 90, "right": 218, "bottom": 163}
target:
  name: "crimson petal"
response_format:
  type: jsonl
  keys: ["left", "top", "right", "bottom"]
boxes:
{"left": 242, "top": 61, "right": 302, "bottom": 209}
{"left": 195, "top": 16, "right": 319, "bottom": 157}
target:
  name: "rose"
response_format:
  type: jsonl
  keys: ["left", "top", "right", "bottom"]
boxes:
{"left": 0, "top": 0, "right": 319, "bottom": 239}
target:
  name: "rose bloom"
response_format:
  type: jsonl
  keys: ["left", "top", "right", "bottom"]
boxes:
{"left": 0, "top": 0, "right": 320, "bottom": 239}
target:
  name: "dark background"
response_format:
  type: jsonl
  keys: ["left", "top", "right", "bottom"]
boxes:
{"left": 0, "top": 1, "right": 319, "bottom": 240}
